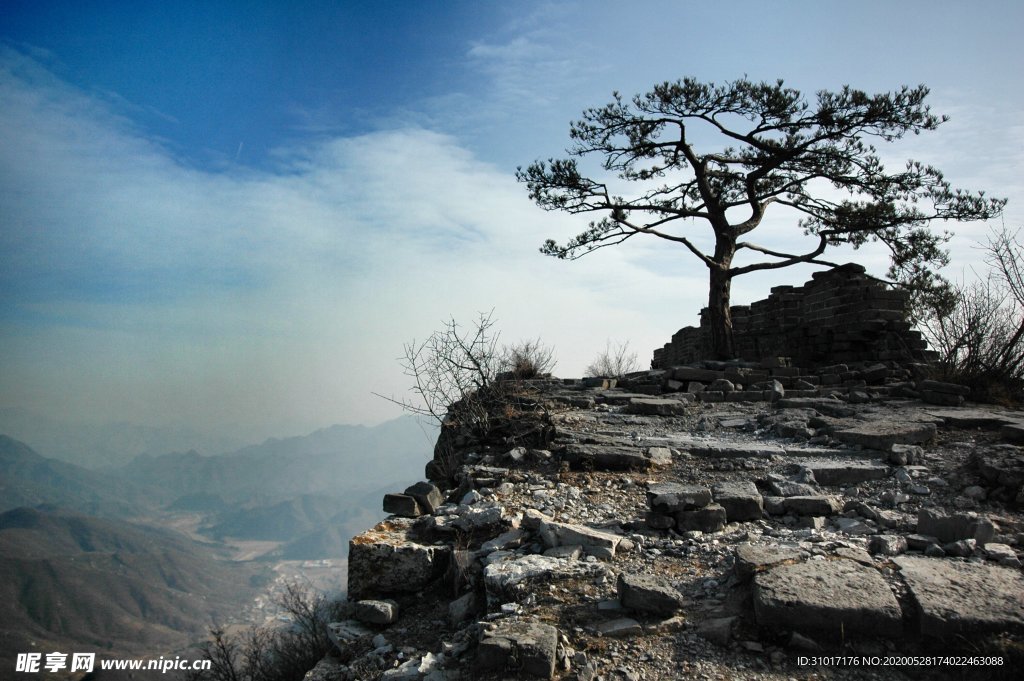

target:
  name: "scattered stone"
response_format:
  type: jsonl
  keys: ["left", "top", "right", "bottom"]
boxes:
{"left": 916, "top": 509, "right": 995, "bottom": 544}
{"left": 538, "top": 519, "right": 622, "bottom": 557}
{"left": 382, "top": 493, "right": 421, "bottom": 518}
{"left": 709, "top": 378, "right": 735, "bottom": 392}
{"left": 943, "top": 538, "right": 977, "bottom": 557}
{"left": 595, "top": 618, "right": 643, "bottom": 638}
{"left": 753, "top": 559, "right": 903, "bottom": 639}
{"left": 924, "top": 543, "right": 946, "bottom": 557}
{"left": 894, "top": 556, "right": 1024, "bottom": 637}
{"left": 676, "top": 503, "right": 727, "bottom": 533}
{"left": 783, "top": 495, "right": 843, "bottom": 516}
{"left": 983, "top": 543, "right": 1021, "bottom": 567}
{"left": 353, "top": 599, "right": 399, "bottom": 625}
{"left": 617, "top": 572, "right": 686, "bottom": 616}
{"left": 696, "top": 616, "right": 736, "bottom": 647}
{"left": 404, "top": 481, "right": 444, "bottom": 514}
{"left": 711, "top": 480, "right": 764, "bottom": 521}
{"left": 834, "top": 517, "right": 874, "bottom": 535}
{"left": 765, "top": 479, "right": 818, "bottom": 497}
{"left": 449, "top": 591, "right": 477, "bottom": 626}
{"left": 868, "top": 535, "right": 908, "bottom": 556}
{"left": 477, "top": 621, "right": 559, "bottom": 679}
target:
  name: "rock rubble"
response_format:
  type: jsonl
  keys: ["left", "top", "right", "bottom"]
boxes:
{"left": 312, "top": 368, "right": 1024, "bottom": 680}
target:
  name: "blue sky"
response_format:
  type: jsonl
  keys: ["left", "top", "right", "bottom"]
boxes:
{"left": 1, "top": 1, "right": 1022, "bottom": 443}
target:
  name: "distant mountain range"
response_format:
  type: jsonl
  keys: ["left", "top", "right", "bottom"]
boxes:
{"left": 0, "top": 406, "right": 246, "bottom": 469}
{"left": 117, "top": 417, "right": 435, "bottom": 507}
{"left": 0, "top": 435, "right": 151, "bottom": 517}
{"left": 0, "top": 415, "right": 435, "bottom": 675}
{"left": 0, "top": 505, "right": 266, "bottom": 674}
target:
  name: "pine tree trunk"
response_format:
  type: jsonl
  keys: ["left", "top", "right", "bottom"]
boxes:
{"left": 707, "top": 265, "right": 734, "bottom": 360}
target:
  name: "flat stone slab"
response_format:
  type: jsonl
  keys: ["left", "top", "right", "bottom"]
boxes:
{"left": 833, "top": 421, "right": 936, "bottom": 450}
{"left": 625, "top": 397, "right": 690, "bottom": 416}
{"left": 894, "top": 556, "right": 1024, "bottom": 637}
{"left": 646, "top": 482, "right": 712, "bottom": 512}
{"left": 538, "top": 519, "right": 622, "bottom": 558}
{"left": 925, "top": 408, "right": 1022, "bottom": 430}
{"left": 800, "top": 459, "right": 890, "bottom": 486}
{"left": 753, "top": 559, "right": 902, "bottom": 639}
{"left": 672, "top": 437, "right": 785, "bottom": 458}
{"left": 783, "top": 495, "right": 843, "bottom": 516}
{"left": 734, "top": 544, "right": 806, "bottom": 581}
{"left": 564, "top": 444, "right": 657, "bottom": 471}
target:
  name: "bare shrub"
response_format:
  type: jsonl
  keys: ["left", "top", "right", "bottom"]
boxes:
{"left": 919, "top": 226, "right": 1024, "bottom": 402}
{"left": 501, "top": 338, "right": 557, "bottom": 379}
{"left": 586, "top": 340, "right": 640, "bottom": 378}
{"left": 377, "top": 310, "right": 502, "bottom": 434}
{"left": 187, "top": 581, "right": 344, "bottom": 681}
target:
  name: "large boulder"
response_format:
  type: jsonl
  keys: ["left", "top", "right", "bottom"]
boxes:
{"left": 348, "top": 520, "right": 451, "bottom": 599}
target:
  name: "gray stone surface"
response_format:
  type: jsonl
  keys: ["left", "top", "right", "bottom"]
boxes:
{"left": 383, "top": 493, "right": 421, "bottom": 518}
{"left": 353, "top": 599, "right": 399, "bottom": 625}
{"left": 733, "top": 544, "right": 806, "bottom": 581}
{"left": 783, "top": 495, "right": 843, "bottom": 516}
{"left": 477, "top": 621, "right": 559, "bottom": 679}
{"left": 348, "top": 523, "right": 451, "bottom": 599}
{"left": 753, "top": 559, "right": 902, "bottom": 639}
{"left": 565, "top": 444, "right": 657, "bottom": 471}
{"left": 484, "top": 554, "right": 602, "bottom": 600}
{"left": 625, "top": 397, "right": 690, "bottom": 416}
{"left": 894, "top": 556, "right": 1024, "bottom": 637}
{"left": 594, "top": 618, "right": 643, "bottom": 638}
{"left": 676, "top": 503, "right": 727, "bottom": 532}
{"left": 868, "top": 535, "right": 908, "bottom": 556}
{"left": 711, "top": 480, "right": 764, "bottom": 521}
{"left": 404, "top": 481, "right": 444, "bottom": 514}
{"left": 646, "top": 482, "right": 712, "bottom": 512}
{"left": 800, "top": 460, "right": 889, "bottom": 486}
{"left": 833, "top": 421, "right": 937, "bottom": 450}
{"left": 538, "top": 518, "right": 622, "bottom": 557}
{"left": 617, "top": 572, "right": 686, "bottom": 616}
{"left": 916, "top": 509, "right": 995, "bottom": 544}
{"left": 675, "top": 438, "right": 786, "bottom": 458}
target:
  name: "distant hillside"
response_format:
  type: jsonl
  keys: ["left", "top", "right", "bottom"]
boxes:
{"left": 119, "top": 416, "right": 434, "bottom": 507}
{"left": 0, "top": 506, "right": 265, "bottom": 674}
{"left": 0, "top": 407, "right": 244, "bottom": 469}
{"left": 0, "top": 435, "right": 152, "bottom": 517}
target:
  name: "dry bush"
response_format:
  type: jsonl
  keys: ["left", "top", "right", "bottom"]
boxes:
{"left": 919, "top": 226, "right": 1024, "bottom": 402}
{"left": 501, "top": 338, "right": 557, "bottom": 379}
{"left": 187, "top": 581, "right": 344, "bottom": 681}
{"left": 586, "top": 340, "right": 640, "bottom": 378}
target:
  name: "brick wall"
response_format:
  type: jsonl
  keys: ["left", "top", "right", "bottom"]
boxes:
{"left": 652, "top": 264, "right": 930, "bottom": 368}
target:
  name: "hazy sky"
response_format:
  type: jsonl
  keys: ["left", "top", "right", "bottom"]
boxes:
{"left": 1, "top": 1, "right": 1022, "bottom": 442}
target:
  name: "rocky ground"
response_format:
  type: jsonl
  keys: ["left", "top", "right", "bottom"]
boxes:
{"left": 307, "top": 367, "right": 1024, "bottom": 681}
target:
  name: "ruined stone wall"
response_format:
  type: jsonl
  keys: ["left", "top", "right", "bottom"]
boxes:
{"left": 652, "top": 263, "right": 930, "bottom": 368}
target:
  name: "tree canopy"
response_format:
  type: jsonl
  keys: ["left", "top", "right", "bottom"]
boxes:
{"left": 517, "top": 77, "right": 1006, "bottom": 359}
